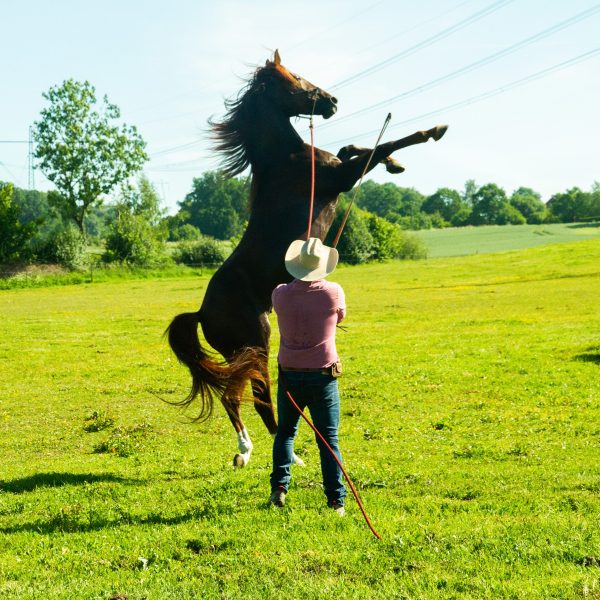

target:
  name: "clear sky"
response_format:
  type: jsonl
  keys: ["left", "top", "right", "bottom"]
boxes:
{"left": 1, "top": 0, "right": 599, "bottom": 213}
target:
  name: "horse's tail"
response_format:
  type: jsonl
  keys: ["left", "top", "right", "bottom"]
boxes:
{"left": 165, "top": 311, "right": 266, "bottom": 421}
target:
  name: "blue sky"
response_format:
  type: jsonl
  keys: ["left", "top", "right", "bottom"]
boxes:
{"left": 1, "top": 0, "right": 599, "bottom": 213}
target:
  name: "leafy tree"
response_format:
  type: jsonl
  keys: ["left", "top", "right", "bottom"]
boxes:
{"left": 470, "top": 183, "right": 525, "bottom": 225}
{"left": 462, "top": 179, "right": 477, "bottom": 207}
{"left": 547, "top": 188, "right": 582, "bottom": 222}
{"left": 0, "top": 182, "right": 37, "bottom": 264}
{"left": 33, "top": 79, "right": 147, "bottom": 235}
{"left": 357, "top": 181, "right": 404, "bottom": 218}
{"left": 422, "top": 187, "right": 469, "bottom": 225}
{"left": 510, "top": 187, "right": 546, "bottom": 224}
{"left": 547, "top": 186, "right": 600, "bottom": 222}
{"left": 103, "top": 176, "right": 167, "bottom": 266}
{"left": 178, "top": 171, "right": 249, "bottom": 240}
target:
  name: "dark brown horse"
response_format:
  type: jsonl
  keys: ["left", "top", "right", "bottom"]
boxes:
{"left": 167, "top": 50, "right": 447, "bottom": 466}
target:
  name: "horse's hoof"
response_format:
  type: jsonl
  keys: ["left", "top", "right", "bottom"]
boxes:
{"left": 432, "top": 124, "right": 448, "bottom": 141}
{"left": 384, "top": 157, "right": 405, "bottom": 174}
{"left": 292, "top": 453, "right": 305, "bottom": 467}
{"left": 233, "top": 453, "right": 246, "bottom": 468}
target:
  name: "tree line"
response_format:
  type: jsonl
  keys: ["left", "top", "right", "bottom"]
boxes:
{"left": 1, "top": 78, "right": 598, "bottom": 271}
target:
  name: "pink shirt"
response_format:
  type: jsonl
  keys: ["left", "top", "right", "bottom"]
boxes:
{"left": 272, "top": 279, "right": 346, "bottom": 369}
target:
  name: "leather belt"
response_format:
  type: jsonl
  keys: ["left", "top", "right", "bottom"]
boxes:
{"left": 279, "top": 365, "right": 331, "bottom": 375}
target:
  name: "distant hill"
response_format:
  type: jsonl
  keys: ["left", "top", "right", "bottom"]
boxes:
{"left": 414, "top": 222, "right": 600, "bottom": 258}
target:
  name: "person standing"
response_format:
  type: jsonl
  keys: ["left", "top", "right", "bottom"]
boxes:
{"left": 269, "top": 237, "right": 347, "bottom": 515}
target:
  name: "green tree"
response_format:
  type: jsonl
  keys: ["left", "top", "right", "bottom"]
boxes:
{"left": 547, "top": 186, "right": 600, "bottom": 222}
{"left": 33, "top": 79, "right": 147, "bottom": 235}
{"left": 178, "top": 171, "right": 249, "bottom": 240}
{"left": 103, "top": 176, "right": 167, "bottom": 266}
{"left": 422, "top": 187, "right": 468, "bottom": 225}
{"left": 470, "top": 183, "right": 525, "bottom": 225}
{"left": 510, "top": 187, "right": 546, "bottom": 224}
{"left": 0, "top": 182, "right": 37, "bottom": 264}
{"left": 547, "top": 188, "right": 583, "bottom": 222}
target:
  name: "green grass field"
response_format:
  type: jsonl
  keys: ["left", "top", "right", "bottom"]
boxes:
{"left": 415, "top": 222, "right": 600, "bottom": 257}
{"left": 1, "top": 239, "right": 599, "bottom": 599}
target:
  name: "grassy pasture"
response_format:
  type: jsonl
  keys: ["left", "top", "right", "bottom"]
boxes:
{"left": 0, "top": 240, "right": 599, "bottom": 599}
{"left": 415, "top": 222, "right": 600, "bottom": 257}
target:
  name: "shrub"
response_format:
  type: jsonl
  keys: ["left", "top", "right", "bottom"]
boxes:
{"left": 171, "top": 223, "right": 202, "bottom": 241}
{"left": 174, "top": 237, "right": 227, "bottom": 266}
{"left": 35, "top": 225, "right": 88, "bottom": 270}
{"left": 104, "top": 210, "right": 166, "bottom": 266}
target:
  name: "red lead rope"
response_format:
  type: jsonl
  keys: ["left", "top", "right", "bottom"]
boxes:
{"left": 279, "top": 367, "right": 382, "bottom": 540}
{"left": 307, "top": 117, "right": 315, "bottom": 240}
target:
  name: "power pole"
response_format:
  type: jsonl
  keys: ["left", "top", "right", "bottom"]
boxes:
{"left": 28, "top": 126, "right": 35, "bottom": 189}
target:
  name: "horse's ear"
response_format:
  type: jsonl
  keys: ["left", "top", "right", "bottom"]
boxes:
{"left": 273, "top": 49, "right": 281, "bottom": 65}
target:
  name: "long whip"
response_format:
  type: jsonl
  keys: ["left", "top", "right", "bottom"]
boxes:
{"left": 278, "top": 367, "right": 382, "bottom": 540}
{"left": 332, "top": 113, "right": 392, "bottom": 248}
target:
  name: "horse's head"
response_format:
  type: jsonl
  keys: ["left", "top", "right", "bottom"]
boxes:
{"left": 255, "top": 50, "right": 338, "bottom": 120}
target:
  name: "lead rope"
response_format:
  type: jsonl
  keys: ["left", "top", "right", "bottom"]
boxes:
{"left": 279, "top": 367, "right": 382, "bottom": 540}
{"left": 286, "top": 110, "right": 385, "bottom": 540}
{"left": 332, "top": 113, "right": 392, "bottom": 248}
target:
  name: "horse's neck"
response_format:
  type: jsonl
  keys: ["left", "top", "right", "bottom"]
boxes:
{"left": 245, "top": 99, "right": 304, "bottom": 171}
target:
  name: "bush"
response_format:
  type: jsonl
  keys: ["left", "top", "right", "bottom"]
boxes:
{"left": 367, "top": 214, "right": 428, "bottom": 260}
{"left": 333, "top": 209, "right": 374, "bottom": 265}
{"left": 174, "top": 237, "right": 227, "bottom": 266}
{"left": 0, "top": 182, "right": 37, "bottom": 264}
{"left": 35, "top": 225, "right": 88, "bottom": 270}
{"left": 395, "top": 232, "right": 428, "bottom": 260}
{"left": 104, "top": 210, "right": 166, "bottom": 267}
{"left": 171, "top": 223, "right": 202, "bottom": 241}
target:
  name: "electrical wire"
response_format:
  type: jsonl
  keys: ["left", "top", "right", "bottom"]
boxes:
{"left": 318, "top": 3, "right": 600, "bottom": 131}
{"left": 330, "top": 0, "right": 514, "bottom": 91}
{"left": 323, "top": 46, "right": 600, "bottom": 148}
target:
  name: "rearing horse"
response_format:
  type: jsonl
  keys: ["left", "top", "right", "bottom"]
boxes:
{"left": 167, "top": 50, "right": 447, "bottom": 467}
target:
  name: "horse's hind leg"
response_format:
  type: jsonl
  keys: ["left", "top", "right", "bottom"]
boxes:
{"left": 220, "top": 383, "right": 254, "bottom": 468}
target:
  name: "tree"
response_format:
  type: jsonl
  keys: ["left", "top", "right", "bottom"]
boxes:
{"left": 33, "top": 79, "right": 147, "bottom": 235}
{"left": 178, "top": 171, "right": 250, "bottom": 240}
{"left": 0, "top": 182, "right": 37, "bottom": 264}
{"left": 547, "top": 186, "right": 600, "bottom": 223}
{"left": 422, "top": 187, "right": 468, "bottom": 225}
{"left": 103, "top": 176, "right": 167, "bottom": 265}
{"left": 510, "top": 187, "right": 546, "bottom": 224}
{"left": 470, "top": 183, "right": 525, "bottom": 225}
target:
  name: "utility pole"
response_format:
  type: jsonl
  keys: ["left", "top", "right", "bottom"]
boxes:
{"left": 28, "top": 126, "right": 35, "bottom": 190}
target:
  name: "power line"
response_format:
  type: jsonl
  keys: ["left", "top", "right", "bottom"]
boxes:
{"left": 323, "top": 46, "right": 600, "bottom": 147}
{"left": 318, "top": 3, "right": 600, "bottom": 131}
{"left": 149, "top": 138, "right": 204, "bottom": 158}
{"left": 329, "top": 0, "right": 514, "bottom": 91}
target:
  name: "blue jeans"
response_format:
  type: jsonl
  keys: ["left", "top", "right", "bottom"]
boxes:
{"left": 271, "top": 370, "right": 347, "bottom": 506}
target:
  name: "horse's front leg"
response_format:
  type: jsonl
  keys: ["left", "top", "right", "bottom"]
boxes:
{"left": 331, "top": 124, "right": 448, "bottom": 192}
{"left": 337, "top": 145, "right": 405, "bottom": 174}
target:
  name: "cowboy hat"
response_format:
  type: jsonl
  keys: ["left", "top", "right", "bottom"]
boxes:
{"left": 284, "top": 237, "right": 339, "bottom": 281}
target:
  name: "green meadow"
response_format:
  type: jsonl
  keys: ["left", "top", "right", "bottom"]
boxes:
{"left": 415, "top": 222, "right": 600, "bottom": 257}
{"left": 0, "top": 239, "right": 599, "bottom": 599}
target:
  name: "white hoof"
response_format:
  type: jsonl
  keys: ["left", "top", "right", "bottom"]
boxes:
{"left": 292, "top": 453, "right": 305, "bottom": 467}
{"left": 233, "top": 452, "right": 250, "bottom": 468}
{"left": 234, "top": 428, "right": 253, "bottom": 468}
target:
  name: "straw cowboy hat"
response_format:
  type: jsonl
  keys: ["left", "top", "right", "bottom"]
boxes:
{"left": 284, "top": 237, "right": 339, "bottom": 281}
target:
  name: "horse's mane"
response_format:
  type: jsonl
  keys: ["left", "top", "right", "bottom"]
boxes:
{"left": 209, "top": 66, "right": 268, "bottom": 178}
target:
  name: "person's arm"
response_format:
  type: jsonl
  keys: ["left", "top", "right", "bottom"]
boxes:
{"left": 337, "top": 284, "right": 346, "bottom": 323}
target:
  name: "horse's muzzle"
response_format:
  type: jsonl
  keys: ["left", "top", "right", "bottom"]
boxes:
{"left": 320, "top": 99, "right": 338, "bottom": 120}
